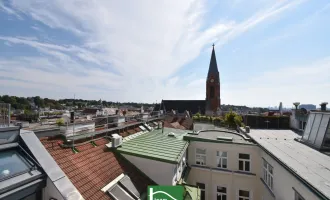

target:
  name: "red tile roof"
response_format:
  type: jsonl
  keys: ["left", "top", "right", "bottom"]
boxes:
{"left": 163, "top": 121, "right": 175, "bottom": 128}
{"left": 40, "top": 137, "right": 154, "bottom": 200}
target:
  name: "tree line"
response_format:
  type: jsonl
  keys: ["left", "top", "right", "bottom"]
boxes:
{"left": 0, "top": 95, "right": 155, "bottom": 111}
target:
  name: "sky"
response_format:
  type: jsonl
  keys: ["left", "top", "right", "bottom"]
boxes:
{"left": 0, "top": 0, "right": 329, "bottom": 107}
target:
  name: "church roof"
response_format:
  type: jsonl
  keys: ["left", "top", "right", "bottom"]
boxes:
{"left": 207, "top": 44, "right": 219, "bottom": 78}
{"left": 155, "top": 100, "right": 206, "bottom": 114}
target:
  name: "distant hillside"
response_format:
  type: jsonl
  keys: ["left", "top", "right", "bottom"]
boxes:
{"left": 0, "top": 95, "right": 155, "bottom": 111}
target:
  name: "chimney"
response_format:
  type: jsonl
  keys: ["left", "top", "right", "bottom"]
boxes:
{"left": 70, "top": 111, "right": 74, "bottom": 123}
{"left": 293, "top": 102, "right": 300, "bottom": 110}
{"left": 320, "top": 102, "right": 328, "bottom": 111}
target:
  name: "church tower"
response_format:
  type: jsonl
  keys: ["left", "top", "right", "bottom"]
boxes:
{"left": 206, "top": 44, "right": 220, "bottom": 114}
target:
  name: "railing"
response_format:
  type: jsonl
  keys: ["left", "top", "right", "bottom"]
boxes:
{"left": 0, "top": 103, "right": 10, "bottom": 127}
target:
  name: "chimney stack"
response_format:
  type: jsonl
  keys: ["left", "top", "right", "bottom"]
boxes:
{"left": 293, "top": 102, "right": 300, "bottom": 110}
{"left": 320, "top": 102, "right": 328, "bottom": 111}
{"left": 70, "top": 111, "right": 74, "bottom": 123}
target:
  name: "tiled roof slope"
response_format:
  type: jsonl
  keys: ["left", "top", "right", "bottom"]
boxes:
{"left": 40, "top": 137, "right": 154, "bottom": 200}
{"left": 162, "top": 116, "right": 193, "bottom": 130}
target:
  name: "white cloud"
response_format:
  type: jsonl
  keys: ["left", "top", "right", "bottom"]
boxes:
{"left": 0, "top": 0, "right": 22, "bottom": 19}
{"left": 216, "top": 0, "right": 308, "bottom": 47}
{"left": 0, "top": 0, "right": 316, "bottom": 105}
{"left": 223, "top": 57, "right": 330, "bottom": 107}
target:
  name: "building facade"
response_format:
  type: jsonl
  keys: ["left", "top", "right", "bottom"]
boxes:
{"left": 183, "top": 118, "right": 330, "bottom": 200}
{"left": 184, "top": 127, "right": 260, "bottom": 200}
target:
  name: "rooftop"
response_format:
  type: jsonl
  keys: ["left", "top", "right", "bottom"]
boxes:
{"left": 248, "top": 129, "right": 330, "bottom": 200}
{"left": 115, "top": 128, "right": 190, "bottom": 164}
{"left": 40, "top": 136, "right": 154, "bottom": 200}
{"left": 183, "top": 128, "right": 254, "bottom": 145}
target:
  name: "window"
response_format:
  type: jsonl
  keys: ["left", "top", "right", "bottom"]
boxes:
{"left": 0, "top": 150, "right": 30, "bottom": 181}
{"left": 196, "top": 148, "right": 206, "bottom": 165}
{"left": 238, "top": 153, "right": 250, "bottom": 172}
{"left": 294, "top": 190, "right": 305, "bottom": 200}
{"left": 216, "top": 151, "right": 227, "bottom": 169}
{"left": 196, "top": 182, "right": 205, "bottom": 200}
{"left": 238, "top": 190, "right": 250, "bottom": 200}
{"left": 262, "top": 158, "right": 273, "bottom": 190}
{"left": 216, "top": 186, "right": 227, "bottom": 200}
{"left": 210, "top": 86, "right": 215, "bottom": 98}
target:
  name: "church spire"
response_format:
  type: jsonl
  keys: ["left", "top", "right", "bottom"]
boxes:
{"left": 207, "top": 43, "right": 219, "bottom": 78}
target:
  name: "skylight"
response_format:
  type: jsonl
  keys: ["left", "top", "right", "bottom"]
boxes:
{"left": 104, "top": 174, "right": 141, "bottom": 200}
{"left": 0, "top": 150, "right": 30, "bottom": 180}
{"left": 108, "top": 184, "right": 135, "bottom": 200}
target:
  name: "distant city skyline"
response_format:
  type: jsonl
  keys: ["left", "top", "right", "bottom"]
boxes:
{"left": 0, "top": 0, "right": 329, "bottom": 107}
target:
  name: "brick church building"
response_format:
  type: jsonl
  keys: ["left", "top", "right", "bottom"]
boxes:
{"left": 155, "top": 44, "right": 221, "bottom": 116}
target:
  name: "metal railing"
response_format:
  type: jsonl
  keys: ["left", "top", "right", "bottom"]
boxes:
{"left": 0, "top": 103, "right": 10, "bottom": 127}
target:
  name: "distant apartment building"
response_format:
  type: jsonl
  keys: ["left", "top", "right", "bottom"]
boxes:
{"left": 299, "top": 104, "right": 316, "bottom": 111}
{"left": 290, "top": 108, "right": 309, "bottom": 131}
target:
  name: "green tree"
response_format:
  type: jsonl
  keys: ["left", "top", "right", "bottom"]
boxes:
{"left": 56, "top": 118, "right": 65, "bottom": 126}
{"left": 234, "top": 115, "right": 243, "bottom": 127}
{"left": 34, "top": 96, "right": 45, "bottom": 108}
{"left": 224, "top": 111, "right": 242, "bottom": 128}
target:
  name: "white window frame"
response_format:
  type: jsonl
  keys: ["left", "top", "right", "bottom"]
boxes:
{"left": 237, "top": 189, "right": 251, "bottom": 200}
{"left": 262, "top": 158, "right": 274, "bottom": 190}
{"left": 238, "top": 153, "right": 251, "bottom": 172}
{"left": 216, "top": 151, "right": 228, "bottom": 169}
{"left": 216, "top": 185, "right": 227, "bottom": 200}
{"left": 195, "top": 148, "right": 206, "bottom": 166}
{"left": 197, "top": 182, "right": 206, "bottom": 200}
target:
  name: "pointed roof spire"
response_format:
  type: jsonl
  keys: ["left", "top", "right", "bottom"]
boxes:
{"left": 207, "top": 43, "right": 219, "bottom": 78}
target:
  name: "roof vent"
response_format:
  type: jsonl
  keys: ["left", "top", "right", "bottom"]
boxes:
{"left": 112, "top": 134, "right": 123, "bottom": 148}
{"left": 320, "top": 102, "right": 328, "bottom": 111}
{"left": 168, "top": 132, "right": 176, "bottom": 137}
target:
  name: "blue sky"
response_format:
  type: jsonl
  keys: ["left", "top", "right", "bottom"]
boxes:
{"left": 0, "top": 0, "right": 329, "bottom": 107}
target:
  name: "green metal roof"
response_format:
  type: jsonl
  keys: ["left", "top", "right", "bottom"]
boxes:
{"left": 116, "top": 128, "right": 190, "bottom": 164}
{"left": 184, "top": 185, "right": 201, "bottom": 200}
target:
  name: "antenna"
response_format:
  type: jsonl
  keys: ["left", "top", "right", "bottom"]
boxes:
{"left": 72, "top": 94, "right": 76, "bottom": 150}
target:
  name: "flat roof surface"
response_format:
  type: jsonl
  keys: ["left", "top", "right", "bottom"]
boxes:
{"left": 116, "top": 128, "right": 190, "bottom": 164}
{"left": 248, "top": 129, "right": 330, "bottom": 199}
{"left": 186, "top": 124, "right": 253, "bottom": 144}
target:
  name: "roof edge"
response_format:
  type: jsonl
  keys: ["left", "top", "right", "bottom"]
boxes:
{"left": 116, "top": 149, "right": 179, "bottom": 164}
{"left": 248, "top": 134, "right": 330, "bottom": 200}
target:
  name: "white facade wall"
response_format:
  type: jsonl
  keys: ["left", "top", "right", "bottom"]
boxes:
{"left": 186, "top": 140, "right": 321, "bottom": 200}
{"left": 290, "top": 110, "right": 300, "bottom": 130}
{"left": 43, "top": 178, "right": 65, "bottom": 200}
{"left": 123, "top": 152, "right": 186, "bottom": 186}
{"left": 187, "top": 141, "right": 261, "bottom": 200}
{"left": 260, "top": 151, "right": 319, "bottom": 200}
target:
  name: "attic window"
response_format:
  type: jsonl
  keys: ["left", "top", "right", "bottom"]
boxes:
{"left": 102, "top": 174, "right": 141, "bottom": 200}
